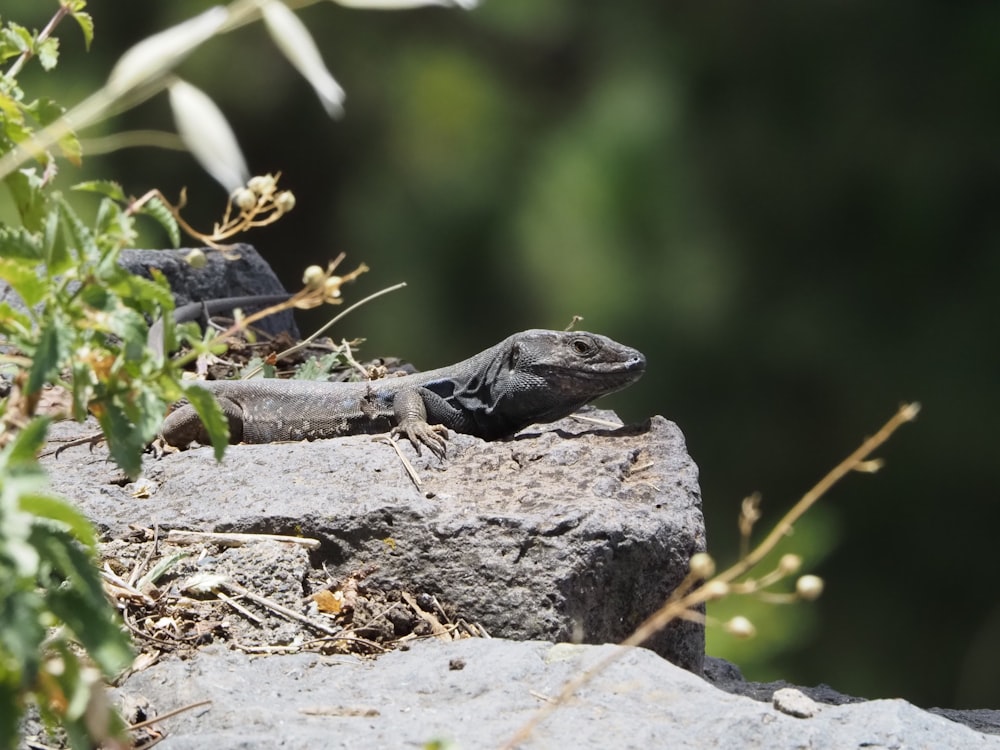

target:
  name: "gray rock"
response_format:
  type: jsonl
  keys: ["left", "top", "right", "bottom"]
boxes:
{"left": 0, "top": 243, "right": 298, "bottom": 339}
{"left": 44, "top": 410, "right": 706, "bottom": 671}
{"left": 113, "top": 638, "right": 1000, "bottom": 750}
{"left": 704, "top": 655, "right": 1000, "bottom": 736}
{"left": 773, "top": 687, "right": 819, "bottom": 718}
{"left": 118, "top": 244, "right": 297, "bottom": 339}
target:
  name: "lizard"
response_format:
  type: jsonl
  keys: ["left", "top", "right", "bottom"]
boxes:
{"left": 158, "top": 328, "right": 646, "bottom": 458}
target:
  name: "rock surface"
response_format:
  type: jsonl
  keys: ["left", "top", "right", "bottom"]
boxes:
{"left": 112, "top": 638, "right": 1000, "bottom": 749}
{"left": 45, "top": 409, "right": 706, "bottom": 671}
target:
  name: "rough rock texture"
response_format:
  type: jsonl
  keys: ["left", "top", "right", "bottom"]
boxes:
{"left": 118, "top": 244, "right": 298, "bottom": 338}
{"left": 112, "top": 639, "right": 1000, "bottom": 749}
{"left": 44, "top": 409, "right": 707, "bottom": 672}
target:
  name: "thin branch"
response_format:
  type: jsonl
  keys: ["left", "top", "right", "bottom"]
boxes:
{"left": 500, "top": 402, "right": 920, "bottom": 749}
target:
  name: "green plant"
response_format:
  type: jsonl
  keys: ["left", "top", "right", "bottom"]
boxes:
{"left": 0, "top": 1, "right": 475, "bottom": 744}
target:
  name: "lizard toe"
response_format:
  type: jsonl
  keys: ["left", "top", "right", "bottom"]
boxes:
{"left": 393, "top": 422, "right": 449, "bottom": 459}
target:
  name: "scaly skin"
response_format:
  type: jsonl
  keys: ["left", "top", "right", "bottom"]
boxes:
{"left": 159, "top": 329, "right": 646, "bottom": 458}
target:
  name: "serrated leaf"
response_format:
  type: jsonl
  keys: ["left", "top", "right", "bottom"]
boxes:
{"left": 26, "top": 97, "right": 63, "bottom": 125}
{"left": 139, "top": 195, "right": 180, "bottom": 248}
{"left": 36, "top": 37, "right": 59, "bottom": 71}
{"left": 94, "top": 401, "right": 144, "bottom": 479}
{"left": 109, "top": 305, "right": 148, "bottom": 362}
{"left": 4, "top": 169, "right": 49, "bottom": 231}
{"left": 3, "top": 24, "right": 32, "bottom": 54}
{"left": 95, "top": 381, "right": 169, "bottom": 478}
{"left": 101, "top": 267, "right": 174, "bottom": 312}
{"left": 0, "top": 90, "right": 23, "bottom": 120}
{"left": 0, "top": 257, "right": 45, "bottom": 307}
{"left": 70, "top": 9, "right": 94, "bottom": 51}
{"left": 42, "top": 204, "right": 59, "bottom": 257}
{"left": 26, "top": 322, "right": 69, "bottom": 394}
{"left": 56, "top": 194, "right": 97, "bottom": 264}
{"left": 57, "top": 131, "right": 82, "bottom": 166}
{"left": 0, "top": 224, "right": 42, "bottom": 259}
{"left": 182, "top": 384, "right": 230, "bottom": 461}
{"left": 18, "top": 494, "right": 97, "bottom": 549}
{"left": 72, "top": 180, "right": 126, "bottom": 201}
{"left": 92, "top": 196, "right": 138, "bottom": 251}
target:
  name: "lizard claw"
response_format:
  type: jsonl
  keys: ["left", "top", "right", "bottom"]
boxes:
{"left": 392, "top": 421, "right": 449, "bottom": 459}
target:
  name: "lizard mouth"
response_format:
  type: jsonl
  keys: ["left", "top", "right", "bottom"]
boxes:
{"left": 544, "top": 353, "right": 646, "bottom": 393}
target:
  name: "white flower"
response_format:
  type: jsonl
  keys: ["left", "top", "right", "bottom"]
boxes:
{"left": 262, "top": 1, "right": 345, "bottom": 118}
{"left": 168, "top": 78, "right": 249, "bottom": 192}
{"left": 107, "top": 7, "right": 228, "bottom": 96}
{"left": 330, "top": 0, "right": 478, "bottom": 8}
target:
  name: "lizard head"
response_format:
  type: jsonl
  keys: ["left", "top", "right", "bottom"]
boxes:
{"left": 480, "top": 328, "right": 646, "bottom": 436}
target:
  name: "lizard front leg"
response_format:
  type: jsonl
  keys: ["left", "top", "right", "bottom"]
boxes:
{"left": 390, "top": 388, "right": 450, "bottom": 458}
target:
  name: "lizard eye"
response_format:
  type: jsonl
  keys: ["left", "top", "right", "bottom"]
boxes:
{"left": 509, "top": 343, "right": 521, "bottom": 367}
{"left": 571, "top": 338, "right": 593, "bottom": 355}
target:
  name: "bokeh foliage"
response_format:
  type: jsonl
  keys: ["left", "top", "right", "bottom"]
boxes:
{"left": 4, "top": 0, "right": 999, "bottom": 708}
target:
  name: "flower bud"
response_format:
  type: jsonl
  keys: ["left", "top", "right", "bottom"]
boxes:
{"left": 234, "top": 188, "right": 257, "bottom": 211}
{"left": 777, "top": 554, "right": 802, "bottom": 576}
{"left": 275, "top": 190, "right": 296, "bottom": 213}
{"left": 248, "top": 174, "right": 276, "bottom": 196}
{"left": 302, "top": 265, "right": 325, "bottom": 289}
{"left": 724, "top": 616, "right": 757, "bottom": 639}
{"left": 796, "top": 575, "right": 824, "bottom": 601}
{"left": 184, "top": 248, "right": 207, "bottom": 268}
{"left": 688, "top": 552, "right": 715, "bottom": 579}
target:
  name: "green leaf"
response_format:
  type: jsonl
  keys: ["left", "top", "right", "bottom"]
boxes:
{"left": 0, "top": 589, "right": 44, "bottom": 683}
{"left": 0, "top": 416, "right": 51, "bottom": 468}
{"left": 42, "top": 201, "right": 59, "bottom": 257}
{"left": 139, "top": 195, "right": 181, "bottom": 248}
{"left": 0, "top": 681, "right": 22, "bottom": 750}
{"left": 183, "top": 384, "right": 230, "bottom": 461}
{"left": 94, "top": 402, "right": 143, "bottom": 480}
{"left": 58, "top": 131, "right": 83, "bottom": 166}
{"left": 26, "top": 321, "right": 69, "bottom": 394}
{"left": 0, "top": 256, "right": 45, "bottom": 307}
{"left": 36, "top": 37, "right": 59, "bottom": 71}
{"left": 56, "top": 194, "right": 98, "bottom": 265}
{"left": 3, "top": 169, "right": 49, "bottom": 231}
{"left": 96, "top": 381, "right": 169, "bottom": 478}
{"left": 101, "top": 267, "right": 174, "bottom": 312}
{"left": 69, "top": 9, "right": 94, "bottom": 51}
{"left": 19, "top": 494, "right": 98, "bottom": 549}
{"left": 26, "top": 97, "right": 62, "bottom": 126}
{"left": 0, "top": 90, "right": 23, "bottom": 120}
{"left": 2, "top": 24, "right": 32, "bottom": 55}
{"left": 72, "top": 179, "right": 126, "bottom": 201}
{"left": 0, "top": 301, "right": 31, "bottom": 338}
{"left": 0, "top": 224, "right": 42, "bottom": 259}
{"left": 34, "top": 527, "right": 134, "bottom": 676}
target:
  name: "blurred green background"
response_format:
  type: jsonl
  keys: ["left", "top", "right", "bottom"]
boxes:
{"left": 5, "top": 1, "right": 999, "bottom": 709}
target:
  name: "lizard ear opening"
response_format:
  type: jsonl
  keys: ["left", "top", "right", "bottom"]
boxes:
{"left": 509, "top": 343, "right": 521, "bottom": 368}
